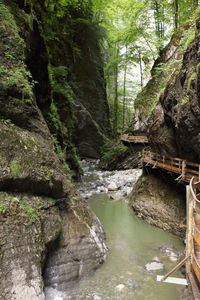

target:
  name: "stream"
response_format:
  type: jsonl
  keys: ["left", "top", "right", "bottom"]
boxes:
{"left": 56, "top": 160, "right": 185, "bottom": 300}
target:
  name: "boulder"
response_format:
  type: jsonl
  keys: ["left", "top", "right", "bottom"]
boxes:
{"left": 145, "top": 262, "right": 164, "bottom": 272}
{"left": 107, "top": 182, "right": 118, "bottom": 191}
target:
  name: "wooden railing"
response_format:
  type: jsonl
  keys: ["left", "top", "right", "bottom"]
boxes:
{"left": 141, "top": 149, "right": 200, "bottom": 297}
{"left": 186, "top": 178, "right": 200, "bottom": 299}
{"left": 121, "top": 134, "right": 149, "bottom": 144}
{"left": 142, "top": 149, "right": 200, "bottom": 183}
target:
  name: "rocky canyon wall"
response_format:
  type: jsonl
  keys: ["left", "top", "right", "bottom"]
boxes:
{"left": 0, "top": 1, "right": 109, "bottom": 299}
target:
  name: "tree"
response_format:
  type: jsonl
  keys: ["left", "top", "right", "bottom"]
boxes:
{"left": 174, "top": 0, "right": 179, "bottom": 29}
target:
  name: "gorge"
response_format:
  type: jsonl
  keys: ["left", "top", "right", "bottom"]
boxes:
{"left": 1, "top": 0, "right": 200, "bottom": 300}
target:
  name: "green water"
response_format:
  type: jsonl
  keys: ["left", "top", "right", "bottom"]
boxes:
{"left": 73, "top": 193, "right": 184, "bottom": 300}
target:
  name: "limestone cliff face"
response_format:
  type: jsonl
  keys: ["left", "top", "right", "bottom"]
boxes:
{"left": 31, "top": 0, "right": 110, "bottom": 160}
{"left": 129, "top": 19, "right": 199, "bottom": 236}
{"left": 148, "top": 18, "right": 200, "bottom": 162}
{"left": 133, "top": 22, "right": 194, "bottom": 135}
{"left": 0, "top": 1, "right": 108, "bottom": 299}
{"left": 129, "top": 171, "right": 185, "bottom": 237}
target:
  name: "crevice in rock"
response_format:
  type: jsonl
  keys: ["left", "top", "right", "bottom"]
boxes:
{"left": 25, "top": 20, "right": 51, "bottom": 112}
{"left": 42, "top": 235, "right": 61, "bottom": 289}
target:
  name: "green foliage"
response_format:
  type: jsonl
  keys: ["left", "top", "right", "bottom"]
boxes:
{"left": 153, "top": 63, "right": 169, "bottom": 77}
{"left": 181, "top": 27, "right": 196, "bottom": 50}
{"left": 45, "top": 0, "right": 90, "bottom": 17}
{"left": 101, "top": 139, "right": 128, "bottom": 162}
{"left": 49, "top": 102, "right": 62, "bottom": 132}
{"left": 10, "top": 160, "right": 21, "bottom": 178}
{"left": 181, "top": 96, "right": 190, "bottom": 104}
{"left": 0, "top": 3, "right": 34, "bottom": 99}
{"left": 49, "top": 65, "right": 73, "bottom": 104}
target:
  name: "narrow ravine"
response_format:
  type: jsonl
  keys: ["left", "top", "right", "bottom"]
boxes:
{"left": 59, "top": 161, "right": 185, "bottom": 300}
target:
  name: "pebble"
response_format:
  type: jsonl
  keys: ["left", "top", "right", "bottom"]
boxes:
{"left": 115, "top": 284, "right": 125, "bottom": 291}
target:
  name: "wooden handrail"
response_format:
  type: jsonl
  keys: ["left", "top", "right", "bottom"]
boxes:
{"left": 142, "top": 150, "right": 200, "bottom": 184}
{"left": 186, "top": 178, "right": 200, "bottom": 298}
{"left": 142, "top": 149, "right": 200, "bottom": 298}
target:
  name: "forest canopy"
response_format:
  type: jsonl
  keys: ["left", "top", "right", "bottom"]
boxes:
{"left": 45, "top": 0, "right": 199, "bottom": 135}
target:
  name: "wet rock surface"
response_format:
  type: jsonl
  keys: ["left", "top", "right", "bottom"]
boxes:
{"left": 129, "top": 172, "right": 186, "bottom": 237}
{"left": 44, "top": 202, "right": 108, "bottom": 293}
{"left": 0, "top": 3, "right": 108, "bottom": 299}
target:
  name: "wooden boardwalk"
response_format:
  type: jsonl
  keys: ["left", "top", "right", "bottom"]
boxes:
{"left": 142, "top": 149, "right": 200, "bottom": 299}
{"left": 186, "top": 179, "right": 200, "bottom": 299}
{"left": 121, "top": 134, "right": 149, "bottom": 144}
{"left": 142, "top": 149, "right": 200, "bottom": 183}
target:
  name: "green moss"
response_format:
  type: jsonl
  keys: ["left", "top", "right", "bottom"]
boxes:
{"left": 10, "top": 160, "right": 21, "bottom": 178}
{"left": 52, "top": 136, "right": 72, "bottom": 180}
{"left": 0, "top": 194, "right": 41, "bottom": 224}
{"left": 187, "top": 72, "right": 196, "bottom": 90}
{"left": 0, "top": 3, "right": 34, "bottom": 99}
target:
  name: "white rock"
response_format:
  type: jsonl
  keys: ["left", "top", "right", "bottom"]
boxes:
{"left": 145, "top": 262, "right": 164, "bottom": 272}
{"left": 107, "top": 182, "right": 118, "bottom": 191}
{"left": 169, "top": 255, "right": 178, "bottom": 262}
{"left": 93, "top": 295, "right": 101, "bottom": 300}
{"left": 115, "top": 284, "right": 125, "bottom": 291}
{"left": 152, "top": 257, "right": 160, "bottom": 263}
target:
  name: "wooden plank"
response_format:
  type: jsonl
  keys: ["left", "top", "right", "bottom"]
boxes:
{"left": 185, "top": 169, "right": 199, "bottom": 175}
{"left": 194, "top": 232, "right": 200, "bottom": 247}
{"left": 186, "top": 185, "right": 194, "bottom": 274}
{"left": 187, "top": 161, "right": 200, "bottom": 168}
{"left": 157, "top": 276, "right": 187, "bottom": 285}
{"left": 187, "top": 272, "right": 200, "bottom": 300}
{"left": 192, "top": 258, "right": 200, "bottom": 282}
{"left": 121, "top": 135, "right": 149, "bottom": 143}
{"left": 193, "top": 182, "right": 200, "bottom": 189}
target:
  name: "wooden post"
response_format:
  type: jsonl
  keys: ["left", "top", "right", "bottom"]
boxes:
{"left": 186, "top": 185, "right": 194, "bottom": 274}
{"left": 182, "top": 160, "right": 185, "bottom": 180}
{"left": 199, "top": 165, "right": 200, "bottom": 182}
{"left": 160, "top": 255, "right": 190, "bottom": 282}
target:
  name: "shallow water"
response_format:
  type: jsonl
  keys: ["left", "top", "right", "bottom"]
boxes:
{"left": 67, "top": 193, "right": 184, "bottom": 300}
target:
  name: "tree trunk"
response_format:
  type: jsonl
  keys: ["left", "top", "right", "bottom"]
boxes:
{"left": 122, "top": 45, "right": 128, "bottom": 131}
{"left": 113, "top": 45, "right": 119, "bottom": 137}
{"left": 174, "top": 0, "right": 179, "bottom": 29}
{"left": 193, "top": 0, "right": 198, "bottom": 9}
{"left": 139, "top": 51, "right": 143, "bottom": 89}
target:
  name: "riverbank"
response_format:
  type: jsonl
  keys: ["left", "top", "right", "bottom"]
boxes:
{"left": 78, "top": 159, "right": 142, "bottom": 201}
